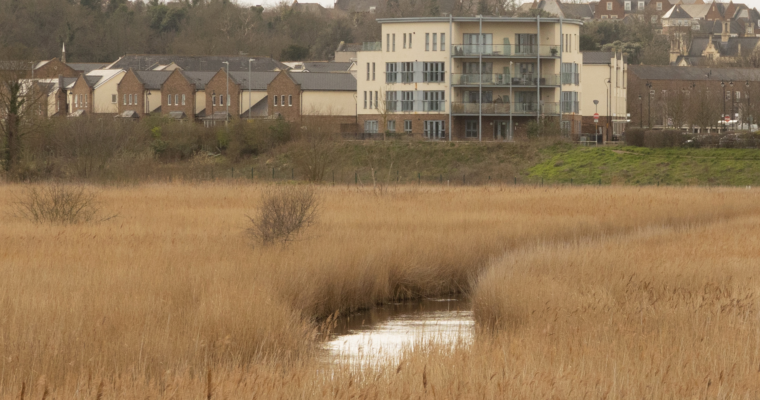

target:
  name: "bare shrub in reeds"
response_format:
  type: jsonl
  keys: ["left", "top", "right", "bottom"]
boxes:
{"left": 248, "top": 185, "right": 318, "bottom": 245}
{"left": 14, "top": 183, "right": 102, "bottom": 224}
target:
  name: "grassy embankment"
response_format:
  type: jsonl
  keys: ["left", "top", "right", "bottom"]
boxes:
{"left": 1, "top": 183, "right": 760, "bottom": 398}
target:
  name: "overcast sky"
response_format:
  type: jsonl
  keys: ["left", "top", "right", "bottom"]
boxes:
{"left": 231, "top": 0, "right": 760, "bottom": 11}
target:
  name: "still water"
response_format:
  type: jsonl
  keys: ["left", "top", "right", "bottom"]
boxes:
{"left": 324, "top": 297, "right": 473, "bottom": 365}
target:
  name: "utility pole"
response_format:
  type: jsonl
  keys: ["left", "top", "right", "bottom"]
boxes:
{"left": 721, "top": 80, "right": 726, "bottom": 133}
{"left": 638, "top": 95, "right": 642, "bottom": 128}
{"left": 248, "top": 59, "right": 254, "bottom": 119}
{"left": 646, "top": 81, "right": 652, "bottom": 128}
{"left": 223, "top": 61, "right": 230, "bottom": 126}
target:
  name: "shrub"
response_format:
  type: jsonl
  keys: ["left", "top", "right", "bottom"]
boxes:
{"left": 623, "top": 128, "right": 645, "bottom": 147}
{"left": 247, "top": 186, "right": 318, "bottom": 245}
{"left": 644, "top": 129, "right": 685, "bottom": 148}
{"left": 15, "top": 183, "right": 102, "bottom": 224}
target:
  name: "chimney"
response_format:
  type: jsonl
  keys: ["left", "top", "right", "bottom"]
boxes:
{"left": 61, "top": 42, "right": 66, "bottom": 63}
{"left": 722, "top": 20, "right": 730, "bottom": 42}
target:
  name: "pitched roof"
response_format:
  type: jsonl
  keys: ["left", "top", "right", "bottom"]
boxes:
{"left": 663, "top": 4, "right": 692, "bottom": 19}
{"left": 289, "top": 72, "right": 356, "bottom": 90}
{"left": 559, "top": 3, "right": 595, "bottom": 18}
{"left": 134, "top": 71, "right": 173, "bottom": 89}
{"left": 84, "top": 76, "right": 102, "bottom": 87}
{"left": 228, "top": 71, "right": 280, "bottom": 89}
{"left": 107, "top": 55, "right": 289, "bottom": 72}
{"left": 180, "top": 71, "right": 217, "bottom": 89}
{"left": 68, "top": 63, "right": 108, "bottom": 73}
{"left": 689, "top": 36, "right": 760, "bottom": 57}
{"left": 583, "top": 51, "right": 614, "bottom": 64}
{"left": 629, "top": 65, "right": 760, "bottom": 81}
{"left": 241, "top": 96, "right": 269, "bottom": 118}
{"left": 302, "top": 62, "right": 352, "bottom": 72}
{"left": 336, "top": 42, "right": 362, "bottom": 52}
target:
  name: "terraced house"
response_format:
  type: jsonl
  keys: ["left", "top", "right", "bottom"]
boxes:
{"left": 356, "top": 16, "right": 622, "bottom": 141}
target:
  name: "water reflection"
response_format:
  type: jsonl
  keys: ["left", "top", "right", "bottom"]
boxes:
{"left": 324, "top": 297, "right": 473, "bottom": 365}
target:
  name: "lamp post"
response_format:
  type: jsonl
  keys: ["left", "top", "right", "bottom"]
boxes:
{"left": 638, "top": 95, "right": 642, "bottom": 128}
{"left": 645, "top": 81, "right": 652, "bottom": 128}
{"left": 509, "top": 60, "right": 513, "bottom": 140}
{"left": 223, "top": 61, "right": 230, "bottom": 125}
{"left": 730, "top": 80, "right": 735, "bottom": 130}
{"left": 211, "top": 90, "right": 215, "bottom": 126}
{"left": 721, "top": 80, "right": 726, "bottom": 132}
{"left": 593, "top": 99, "right": 599, "bottom": 143}
{"left": 746, "top": 80, "right": 752, "bottom": 132}
{"left": 248, "top": 59, "right": 254, "bottom": 119}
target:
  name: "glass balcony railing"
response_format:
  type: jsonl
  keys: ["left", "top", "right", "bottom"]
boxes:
{"left": 451, "top": 102, "right": 559, "bottom": 115}
{"left": 451, "top": 73, "right": 560, "bottom": 86}
{"left": 362, "top": 42, "right": 381, "bottom": 51}
{"left": 451, "top": 44, "right": 560, "bottom": 57}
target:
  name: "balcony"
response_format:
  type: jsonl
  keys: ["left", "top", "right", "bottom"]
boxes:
{"left": 362, "top": 42, "right": 381, "bottom": 51}
{"left": 451, "top": 73, "right": 560, "bottom": 86}
{"left": 384, "top": 100, "right": 446, "bottom": 113}
{"left": 451, "top": 102, "right": 559, "bottom": 115}
{"left": 451, "top": 44, "right": 560, "bottom": 58}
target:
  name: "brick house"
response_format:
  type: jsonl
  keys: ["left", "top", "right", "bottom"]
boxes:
{"left": 267, "top": 71, "right": 301, "bottom": 121}
{"left": 33, "top": 58, "right": 79, "bottom": 79}
{"left": 161, "top": 69, "right": 196, "bottom": 120}
{"left": 117, "top": 69, "right": 171, "bottom": 117}
{"left": 594, "top": 0, "right": 626, "bottom": 20}
{"left": 68, "top": 74, "right": 99, "bottom": 115}
{"left": 204, "top": 68, "right": 241, "bottom": 123}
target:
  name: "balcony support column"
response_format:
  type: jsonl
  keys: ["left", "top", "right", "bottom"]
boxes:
{"left": 537, "top": 14, "right": 541, "bottom": 125}
{"left": 478, "top": 14, "right": 482, "bottom": 142}
{"left": 449, "top": 13, "right": 453, "bottom": 142}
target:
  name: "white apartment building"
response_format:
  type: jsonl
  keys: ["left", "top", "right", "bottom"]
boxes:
{"left": 356, "top": 16, "right": 623, "bottom": 141}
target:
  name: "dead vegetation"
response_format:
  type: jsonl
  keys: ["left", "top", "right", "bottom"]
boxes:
{"left": 13, "top": 183, "right": 103, "bottom": 224}
{"left": 247, "top": 185, "right": 318, "bottom": 245}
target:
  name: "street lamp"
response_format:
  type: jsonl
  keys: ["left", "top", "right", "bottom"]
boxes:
{"left": 721, "top": 80, "right": 726, "bottom": 132}
{"left": 746, "top": 80, "right": 752, "bottom": 132}
{"left": 211, "top": 90, "right": 215, "bottom": 126}
{"left": 248, "top": 58, "right": 255, "bottom": 119}
{"left": 638, "top": 95, "right": 642, "bottom": 128}
{"left": 593, "top": 99, "right": 599, "bottom": 143}
{"left": 645, "top": 81, "right": 652, "bottom": 128}
{"left": 730, "top": 80, "right": 735, "bottom": 130}
{"left": 222, "top": 61, "right": 230, "bottom": 125}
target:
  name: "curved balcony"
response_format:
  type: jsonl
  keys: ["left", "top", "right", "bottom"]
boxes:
{"left": 451, "top": 102, "right": 559, "bottom": 115}
{"left": 451, "top": 73, "right": 560, "bottom": 86}
{"left": 451, "top": 44, "right": 560, "bottom": 58}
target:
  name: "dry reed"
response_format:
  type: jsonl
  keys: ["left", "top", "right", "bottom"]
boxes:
{"left": 0, "top": 183, "right": 759, "bottom": 398}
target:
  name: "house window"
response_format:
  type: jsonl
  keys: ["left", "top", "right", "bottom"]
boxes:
{"left": 375, "top": 91, "right": 378, "bottom": 109}
{"left": 363, "top": 91, "right": 367, "bottom": 109}
{"left": 134, "top": 94, "right": 137, "bottom": 105}
{"left": 606, "top": 1, "right": 612, "bottom": 10}
{"left": 651, "top": 15, "right": 657, "bottom": 22}
{"left": 369, "top": 91, "right": 373, "bottom": 108}
{"left": 386, "top": 62, "right": 398, "bottom": 82}
{"left": 385, "top": 91, "right": 397, "bottom": 111}
{"left": 426, "top": 33, "right": 430, "bottom": 51}
{"left": 123, "top": 94, "right": 126, "bottom": 105}
{"left": 369, "top": 6, "right": 376, "bottom": 12}
{"left": 403, "top": 33, "right": 407, "bottom": 49}
{"left": 656, "top": 2, "right": 661, "bottom": 10}
{"left": 423, "top": 62, "right": 445, "bottom": 82}
{"left": 736, "top": 91, "right": 741, "bottom": 100}
{"left": 423, "top": 91, "right": 445, "bottom": 111}
{"left": 167, "top": 94, "right": 171, "bottom": 106}
{"left": 75, "top": 95, "right": 78, "bottom": 107}
{"left": 465, "top": 120, "right": 478, "bottom": 138}
{"left": 404, "top": 120, "right": 412, "bottom": 133}
{"left": 401, "top": 62, "right": 414, "bottom": 83}
{"left": 182, "top": 94, "right": 186, "bottom": 105}
{"left": 424, "top": 121, "right": 444, "bottom": 139}
{"left": 611, "top": 15, "right": 617, "bottom": 18}
{"left": 288, "top": 95, "right": 292, "bottom": 106}
{"left": 387, "top": 120, "right": 396, "bottom": 132}
{"left": 212, "top": 95, "right": 216, "bottom": 105}
{"left": 220, "top": 95, "right": 224, "bottom": 106}
{"left": 625, "top": 1, "right": 630, "bottom": 10}
{"left": 129, "top": 94, "right": 133, "bottom": 105}
{"left": 432, "top": 33, "right": 437, "bottom": 51}
{"left": 387, "top": 34, "right": 390, "bottom": 52}
{"left": 112, "top": 94, "right": 117, "bottom": 103}
{"left": 441, "top": 33, "right": 445, "bottom": 51}
{"left": 392, "top": 34, "right": 396, "bottom": 51}
{"left": 85, "top": 94, "right": 88, "bottom": 107}
{"left": 367, "top": 63, "right": 370, "bottom": 80}
{"left": 401, "top": 91, "right": 414, "bottom": 111}
{"left": 274, "top": 95, "right": 278, "bottom": 106}
{"left": 638, "top": 1, "right": 644, "bottom": 9}
{"left": 281, "top": 95, "right": 285, "bottom": 106}
{"left": 409, "top": 33, "right": 412, "bottom": 48}
{"left": 372, "top": 63, "right": 376, "bottom": 80}
{"left": 602, "top": 15, "right": 608, "bottom": 18}
{"left": 364, "top": 120, "right": 378, "bottom": 133}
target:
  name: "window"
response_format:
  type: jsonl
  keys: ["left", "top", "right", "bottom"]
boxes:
{"left": 465, "top": 120, "right": 478, "bottom": 138}
{"left": 656, "top": 1, "right": 661, "bottom": 10}
{"left": 736, "top": 91, "right": 741, "bottom": 100}
{"left": 363, "top": 91, "right": 367, "bottom": 109}
{"left": 274, "top": 95, "right": 278, "bottom": 106}
{"left": 112, "top": 94, "right": 117, "bottom": 103}
{"left": 85, "top": 94, "right": 88, "bottom": 107}
{"left": 372, "top": 63, "right": 376, "bottom": 80}
{"left": 288, "top": 95, "right": 292, "bottom": 106}
{"left": 432, "top": 33, "right": 437, "bottom": 51}
{"left": 401, "top": 62, "right": 414, "bottom": 83}
{"left": 625, "top": 1, "right": 630, "bottom": 10}
{"left": 387, "top": 34, "right": 390, "bottom": 52}
{"left": 280, "top": 95, "right": 284, "bottom": 106}
{"left": 606, "top": 1, "right": 612, "bottom": 10}
{"left": 423, "top": 91, "right": 445, "bottom": 111}
{"left": 403, "top": 33, "right": 407, "bottom": 49}
{"left": 385, "top": 91, "right": 397, "bottom": 111}
{"left": 561, "top": 91, "right": 579, "bottom": 113}
{"left": 133, "top": 94, "right": 137, "bottom": 105}
{"left": 212, "top": 95, "right": 216, "bottom": 106}
{"left": 182, "top": 94, "right": 186, "bottom": 105}
{"left": 75, "top": 94, "right": 78, "bottom": 107}
{"left": 386, "top": 63, "right": 398, "bottom": 82}
{"left": 167, "top": 95, "right": 171, "bottom": 106}
{"left": 726, "top": 91, "right": 731, "bottom": 100}
{"left": 367, "top": 63, "right": 370, "bottom": 80}
{"left": 423, "top": 62, "right": 445, "bottom": 82}
{"left": 426, "top": 33, "right": 430, "bottom": 51}
{"left": 220, "top": 95, "right": 224, "bottom": 106}
{"left": 392, "top": 34, "right": 396, "bottom": 51}
{"left": 441, "top": 33, "right": 445, "bottom": 51}
{"left": 401, "top": 91, "right": 414, "bottom": 111}
{"left": 651, "top": 15, "right": 657, "bottom": 22}
{"left": 611, "top": 15, "right": 617, "bottom": 18}
{"left": 424, "top": 121, "right": 445, "bottom": 139}
{"left": 364, "top": 120, "right": 378, "bottom": 133}
{"left": 602, "top": 15, "right": 608, "bottom": 18}
{"left": 638, "top": 1, "right": 644, "bottom": 9}
{"left": 387, "top": 120, "right": 396, "bottom": 132}
{"left": 129, "top": 94, "right": 133, "bottom": 105}
{"left": 175, "top": 94, "right": 179, "bottom": 106}
{"left": 404, "top": 120, "right": 412, "bottom": 134}
{"left": 409, "top": 33, "right": 412, "bottom": 48}
{"left": 369, "top": 91, "right": 373, "bottom": 108}
{"left": 369, "top": 6, "right": 376, "bottom": 12}
{"left": 375, "top": 91, "right": 378, "bottom": 109}
{"left": 123, "top": 94, "right": 126, "bottom": 105}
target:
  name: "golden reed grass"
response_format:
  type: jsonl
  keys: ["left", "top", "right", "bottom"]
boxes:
{"left": 0, "top": 183, "right": 759, "bottom": 398}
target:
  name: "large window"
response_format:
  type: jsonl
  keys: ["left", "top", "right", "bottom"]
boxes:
{"left": 401, "top": 91, "right": 414, "bottom": 111}
{"left": 432, "top": 33, "right": 437, "bottom": 51}
{"left": 424, "top": 120, "right": 445, "bottom": 139}
{"left": 606, "top": 1, "right": 612, "bottom": 10}
{"left": 561, "top": 91, "right": 580, "bottom": 113}
{"left": 404, "top": 120, "right": 412, "bottom": 134}
{"left": 465, "top": 120, "right": 478, "bottom": 138}
{"left": 401, "top": 62, "right": 414, "bottom": 83}
{"left": 387, "top": 120, "right": 396, "bottom": 133}
{"left": 515, "top": 34, "right": 537, "bottom": 55}
{"left": 423, "top": 91, "right": 445, "bottom": 111}
{"left": 386, "top": 63, "right": 398, "bottom": 83}
{"left": 440, "top": 33, "right": 445, "bottom": 51}
{"left": 463, "top": 33, "right": 492, "bottom": 55}
{"left": 423, "top": 62, "right": 445, "bottom": 82}
{"left": 364, "top": 120, "right": 378, "bottom": 133}
{"left": 656, "top": 2, "right": 662, "bottom": 10}
{"left": 425, "top": 33, "right": 430, "bottom": 51}
{"left": 385, "top": 91, "right": 398, "bottom": 111}
{"left": 624, "top": 1, "right": 630, "bottom": 10}
{"left": 561, "top": 63, "right": 580, "bottom": 85}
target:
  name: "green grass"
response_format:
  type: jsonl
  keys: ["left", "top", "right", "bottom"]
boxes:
{"left": 529, "top": 146, "right": 760, "bottom": 186}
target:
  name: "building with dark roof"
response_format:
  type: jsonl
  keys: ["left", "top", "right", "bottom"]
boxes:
{"left": 105, "top": 55, "right": 289, "bottom": 73}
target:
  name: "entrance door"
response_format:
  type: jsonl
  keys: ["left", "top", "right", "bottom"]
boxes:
{"left": 494, "top": 120, "right": 512, "bottom": 141}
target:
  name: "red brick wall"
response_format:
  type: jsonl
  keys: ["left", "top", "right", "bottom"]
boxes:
{"left": 117, "top": 69, "right": 146, "bottom": 116}
{"left": 595, "top": 0, "right": 625, "bottom": 19}
{"left": 34, "top": 58, "right": 78, "bottom": 79}
{"left": 267, "top": 71, "right": 302, "bottom": 122}
{"left": 358, "top": 113, "right": 456, "bottom": 139}
{"left": 70, "top": 75, "right": 92, "bottom": 114}
{"left": 205, "top": 69, "right": 241, "bottom": 119}
{"left": 161, "top": 69, "right": 195, "bottom": 120}
{"left": 302, "top": 115, "right": 357, "bottom": 132}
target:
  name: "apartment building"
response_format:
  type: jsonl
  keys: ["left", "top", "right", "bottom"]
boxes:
{"left": 581, "top": 52, "right": 628, "bottom": 141}
{"left": 356, "top": 16, "right": 591, "bottom": 140}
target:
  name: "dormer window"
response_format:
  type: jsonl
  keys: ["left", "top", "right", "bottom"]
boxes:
{"left": 638, "top": 1, "right": 644, "bottom": 9}
{"left": 369, "top": 6, "right": 376, "bottom": 13}
{"left": 625, "top": 1, "right": 631, "bottom": 10}
{"left": 651, "top": 15, "right": 657, "bottom": 22}
{"left": 607, "top": 1, "right": 613, "bottom": 10}
{"left": 656, "top": 2, "right": 662, "bottom": 10}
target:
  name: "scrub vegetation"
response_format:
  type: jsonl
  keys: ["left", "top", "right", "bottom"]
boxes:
{"left": 1, "top": 183, "right": 760, "bottom": 398}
